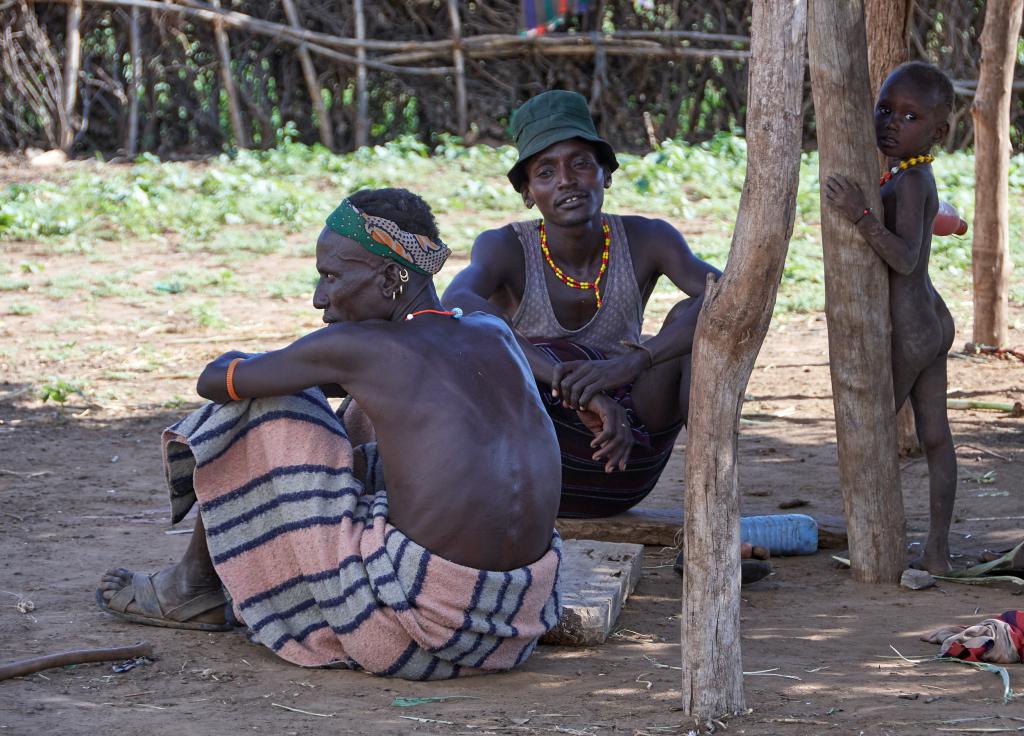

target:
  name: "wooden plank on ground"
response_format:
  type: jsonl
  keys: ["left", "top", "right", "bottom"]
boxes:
{"left": 556, "top": 508, "right": 682, "bottom": 547}
{"left": 541, "top": 539, "right": 643, "bottom": 647}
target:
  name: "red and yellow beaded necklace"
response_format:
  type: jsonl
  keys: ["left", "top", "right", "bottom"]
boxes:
{"left": 538, "top": 217, "right": 611, "bottom": 308}
{"left": 879, "top": 154, "right": 934, "bottom": 186}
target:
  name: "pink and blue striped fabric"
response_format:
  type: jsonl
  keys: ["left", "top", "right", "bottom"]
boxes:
{"left": 162, "top": 390, "right": 562, "bottom": 679}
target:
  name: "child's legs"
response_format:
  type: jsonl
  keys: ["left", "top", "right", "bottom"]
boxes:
{"left": 908, "top": 354, "right": 956, "bottom": 571}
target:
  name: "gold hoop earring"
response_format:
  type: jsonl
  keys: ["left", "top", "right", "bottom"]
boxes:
{"left": 399, "top": 269, "right": 410, "bottom": 283}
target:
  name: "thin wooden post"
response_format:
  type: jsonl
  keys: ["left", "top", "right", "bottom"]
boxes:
{"left": 809, "top": 0, "right": 905, "bottom": 584}
{"left": 353, "top": 0, "right": 368, "bottom": 149}
{"left": 971, "top": 0, "right": 1023, "bottom": 349}
{"left": 865, "top": 0, "right": 912, "bottom": 100}
{"left": 211, "top": 0, "right": 247, "bottom": 148}
{"left": 589, "top": 31, "right": 606, "bottom": 114}
{"left": 281, "top": 0, "right": 334, "bottom": 149}
{"left": 126, "top": 5, "right": 142, "bottom": 157}
{"left": 865, "top": 0, "right": 920, "bottom": 456}
{"left": 60, "top": 0, "right": 83, "bottom": 152}
{"left": 680, "top": 0, "right": 807, "bottom": 721}
{"left": 446, "top": 0, "right": 467, "bottom": 136}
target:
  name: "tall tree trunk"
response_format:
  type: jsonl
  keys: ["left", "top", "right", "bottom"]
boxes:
{"left": 60, "top": 0, "right": 83, "bottom": 152}
{"left": 865, "top": 0, "right": 919, "bottom": 456}
{"left": 282, "top": 0, "right": 334, "bottom": 150}
{"left": 808, "top": 0, "right": 905, "bottom": 584}
{"left": 446, "top": 0, "right": 467, "bottom": 136}
{"left": 865, "top": 0, "right": 912, "bottom": 99}
{"left": 211, "top": 0, "right": 248, "bottom": 148}
{"left": 971, "top": 0, "right": 1023, "bottom": 349}
{"left": 126, "top": 5, "right": 142, "bottom": 157}
{"left": 680, "top": 0, "right": 807, "bottom": 721}
{"left": 353, "top": 0, "right": 369, "bottom": 149}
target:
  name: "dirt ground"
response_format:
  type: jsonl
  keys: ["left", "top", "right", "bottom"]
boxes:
{"left": 2, "top": 185, "right": 1024, "bottom": 735}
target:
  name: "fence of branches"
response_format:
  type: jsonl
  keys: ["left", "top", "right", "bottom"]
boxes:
{"left": 0, "top": 0, "right": 1018, "bottom": 157}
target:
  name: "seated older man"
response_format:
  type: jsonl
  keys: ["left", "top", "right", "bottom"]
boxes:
{"left": 97, "top": 188, "right": 563, "bottom": 679}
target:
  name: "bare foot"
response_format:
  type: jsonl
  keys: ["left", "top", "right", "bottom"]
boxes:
{"left": 909, "top": 548, "right": 953, "bottom": 574}
{"left": 98, "top": 564, "right": 227, "bottom": 628}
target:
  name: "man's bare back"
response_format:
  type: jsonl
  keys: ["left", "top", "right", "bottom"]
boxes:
{"left": 331, "top": 313, "right": 561, "bottom": 570}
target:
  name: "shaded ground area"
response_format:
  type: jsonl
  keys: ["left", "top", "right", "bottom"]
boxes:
{"left": 2, "top": 216, "right": 1023, "bottom": 735}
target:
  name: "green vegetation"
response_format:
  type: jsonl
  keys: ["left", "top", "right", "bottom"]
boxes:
{"left": 1, "top": 135, "right": 1022, "bottom": 321}
{"left": 38, "top": 379, "right": 87, "bottom": 405}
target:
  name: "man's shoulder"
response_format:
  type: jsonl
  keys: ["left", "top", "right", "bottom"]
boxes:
{"left": 475, "top": 221, "right": 528, "bottom": 247}
{"left": 471, "top": 222, "right": 528, "bottom": 270}
{"left": 618, "top": 214, "right": 685, "bottom": 249}
{"left": 618, "top": 213, "right": 678, "bottom": 235}
{"left": 460, "top": 311, "right": 515, "bottom": 340}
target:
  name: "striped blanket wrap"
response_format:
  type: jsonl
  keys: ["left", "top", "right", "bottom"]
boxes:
{"left": 162, "top": 390, "right": 563, "bottom": 680}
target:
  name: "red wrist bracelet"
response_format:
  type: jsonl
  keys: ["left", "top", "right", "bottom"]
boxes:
{"left": 226, "top": 358, "right": 243, "bottom": 401}
{"left": 854, "top": 207, "right": 871, "bottom": 224}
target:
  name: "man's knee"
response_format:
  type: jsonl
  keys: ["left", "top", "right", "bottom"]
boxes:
{"left": 664, "top": 295, "right": 701, "bottom": 325}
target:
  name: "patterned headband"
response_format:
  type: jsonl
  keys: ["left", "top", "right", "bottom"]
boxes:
{"left": 325, "top": 199, "right": 450, "bottom": 276}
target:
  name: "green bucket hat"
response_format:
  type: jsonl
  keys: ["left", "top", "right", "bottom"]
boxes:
{"left": 507, "top": 90, "right": 618, "bottom": 192}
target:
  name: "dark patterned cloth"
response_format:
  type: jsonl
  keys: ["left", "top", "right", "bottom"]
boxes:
{"left": 532, "top": 340, "right": 682, "bottom": 518}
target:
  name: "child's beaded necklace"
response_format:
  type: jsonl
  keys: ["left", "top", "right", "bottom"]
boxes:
{"left": 538, "top": 217, "right": 611, "bottom": 308}
{"left": 879, "top": 154, "right": 934, "bottom": 186}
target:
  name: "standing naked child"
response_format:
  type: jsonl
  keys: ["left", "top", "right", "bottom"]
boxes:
{"left": 824, "top": 62, "right": 957, "bottom": 573}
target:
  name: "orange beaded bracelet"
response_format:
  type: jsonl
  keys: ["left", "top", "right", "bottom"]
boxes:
{"left": 225, "top": 358, "right": 243, "bottom": 401}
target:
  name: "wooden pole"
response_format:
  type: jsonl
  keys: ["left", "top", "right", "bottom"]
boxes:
{"left": 353, "top": 0, "right": 368, "bottom": 149}
{"left": 865, "top": 0, "right": 920, "bottom": 457}
{"left": 126, "top": 4, "right": 142, "bottom": 157}
{"left": 680, "top": 0, "right": 807, "bottom": 721}
{"left": 865, "top": 0, "right": 912, "bottom": 100}
{"left": 211, "top": 0, "right": 247, "bottom": 148}
{"left": 281, "top": 0, "right": 334, "bottom": 149}
{"left": 808, "top": 0, "right": 905, "bottom": 584}
{"left": 588, "top": 31, "right": 606, "bottom": 113}
{"left": 446, "top": 0, "right": 467, "bottom": 136}
{"left": 971, "top": 0, "right": 1023, "bottom": 349}
{"left": 60, "top": 0, "right": 83, "bottom": 152}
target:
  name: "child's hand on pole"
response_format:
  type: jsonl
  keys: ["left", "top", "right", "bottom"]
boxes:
{"left": 824, "top": 175, "right": 869, "bottom": 223}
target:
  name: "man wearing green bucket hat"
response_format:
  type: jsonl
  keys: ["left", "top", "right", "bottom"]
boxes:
{"left": 444, "top": 90, "right": 720, "bottom": 517}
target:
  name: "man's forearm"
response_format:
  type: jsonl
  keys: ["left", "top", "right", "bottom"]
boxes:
{"left": 516, "top": 333, "right": 561, "bottom": 387}
{"left": 642, "top": 294, "right": 703, "bottom": 366}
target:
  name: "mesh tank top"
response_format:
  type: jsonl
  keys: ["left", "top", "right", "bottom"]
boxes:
{"left": 510, "top": 215, "right": 643, "bottom": 356}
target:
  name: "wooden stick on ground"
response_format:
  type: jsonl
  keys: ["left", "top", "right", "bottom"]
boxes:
{"left": 0, "top": 641, "right": 153, "bottom": 681}
{"left": 947, "top": 399, "right": 1024, "bottom": 416}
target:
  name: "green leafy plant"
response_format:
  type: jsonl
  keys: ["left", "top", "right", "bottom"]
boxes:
{"left": 39, "top": 379, "right": 87, "bottom": 405}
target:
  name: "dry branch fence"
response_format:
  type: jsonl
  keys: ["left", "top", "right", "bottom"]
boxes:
{"left": 0, "top": 0, "right": 1018, "bottom": 157}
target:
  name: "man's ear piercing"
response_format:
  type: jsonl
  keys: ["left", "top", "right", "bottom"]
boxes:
{"left": 399, "top": 268, "right": 410, "bottom": 283}
{"left": 398, "top": 284, "right": 404, "bottom": 296}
